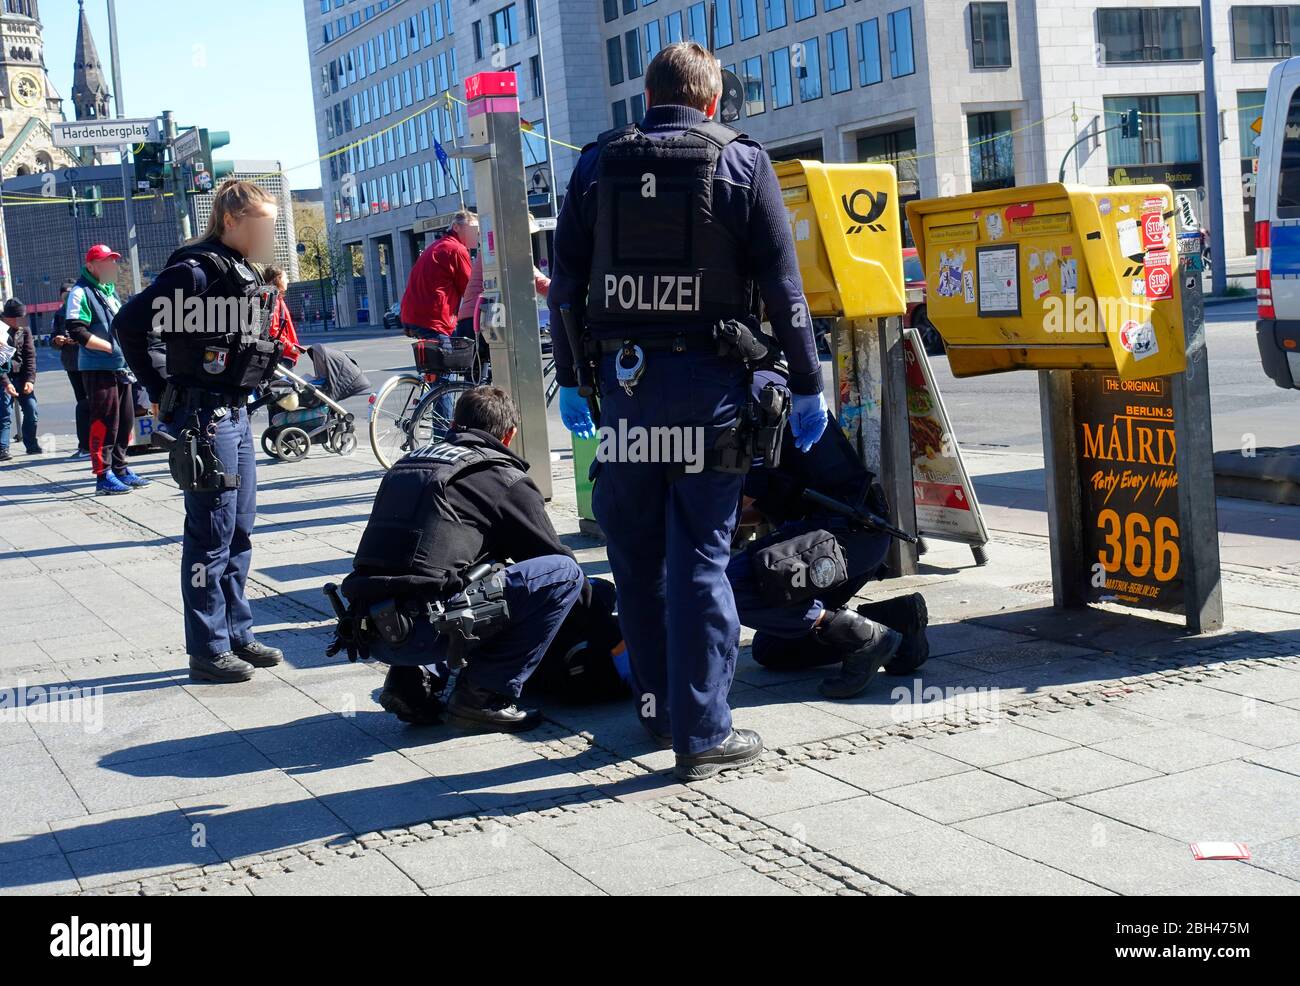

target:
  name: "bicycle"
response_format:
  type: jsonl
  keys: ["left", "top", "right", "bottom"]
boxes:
{"left": 368, "top": 329, "right": 558, "bottom": 470}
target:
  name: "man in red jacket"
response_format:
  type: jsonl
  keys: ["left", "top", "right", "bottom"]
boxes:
{"left": 399, "top": 210, "right": 478, "bottom": 339}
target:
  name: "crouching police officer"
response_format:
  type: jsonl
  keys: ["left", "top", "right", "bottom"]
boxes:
{"left": 117, "top": 179, "right": 286, "bottom": 682}
{"left": 332, "top": 387, "right": 585, "bottom": 732}
{"left": 549, "top": 42, "right": 828, "bottom": 780}
{"left": 728, "top": 369, "right": 930, "bottom": 698}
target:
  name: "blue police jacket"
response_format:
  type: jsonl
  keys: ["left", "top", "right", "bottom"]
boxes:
{"left": 547, "top": 103, "right": 823, "bottom": 397}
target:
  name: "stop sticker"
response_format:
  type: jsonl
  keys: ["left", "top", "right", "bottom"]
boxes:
{"left": 1146, "top": 262, "right": 1172, "bottom": 300}
{"left": 1142, "top": 212, "right": 1168, "bottom": 250}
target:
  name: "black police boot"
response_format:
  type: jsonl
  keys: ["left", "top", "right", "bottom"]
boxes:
{"left": 674, "top": 728, "right": 764, "bottom": 782}
{"left": 379, "top": 666, "right": 443, "bottom": 725}
{"left": 445, "top": 678, "right": 541, "bottom": 733}
{"left": 233, "top": 640, "right": 283, "bottom": 668}
{"left": 817, "top": 609, "right": 902, "bottom": 699}
{"left": 189, "top": 651, "right": 255, "bottom": 683}
{"left": 858, "top": 593, "right": 930, "bottom": 675}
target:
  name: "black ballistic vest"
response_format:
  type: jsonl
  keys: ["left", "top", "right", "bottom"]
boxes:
{"left": 162, "top": 241, "right": 283, "bottom": 393}
{"left": 352, "top": 440, "right": 525, "bottom": 593}
{"left": 585, "top": 120, "right": 756, "bottom": 327}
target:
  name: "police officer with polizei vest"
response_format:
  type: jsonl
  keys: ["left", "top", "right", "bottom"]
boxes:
{"left": 549, "top": 42, "right": 829, "bottom": 781}
{"left": 334, "top": 387, "right": 587, "bottom": 731}
{"left": 728, "top": 368, "right": 931, "bottom": 697}
{"left": 117, "top": 179, "right": 286, "bottom": 683}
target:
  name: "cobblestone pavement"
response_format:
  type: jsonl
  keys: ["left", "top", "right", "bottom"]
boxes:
{"left": 2, "top": 443, "right": 1298, "bottom": 896}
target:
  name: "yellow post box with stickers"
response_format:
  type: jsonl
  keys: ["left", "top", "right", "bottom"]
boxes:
{"left": 906, "top": 183, "right": 1187, "bottom": 380}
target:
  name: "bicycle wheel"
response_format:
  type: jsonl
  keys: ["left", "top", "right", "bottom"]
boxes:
{"left": 409, "top": 379, "right": 476, "bottom": 450}
{"left": 369, "top": 373, "right": 429, "bottom": 470}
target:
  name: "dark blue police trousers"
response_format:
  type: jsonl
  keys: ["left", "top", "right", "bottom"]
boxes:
{"left": 591, "top": 348, "right": 747, "bottom": 756}
{"left": 180, "top": 406, "right": 257, "bottom": 658}
{"left": 371, "top": 554, "right": 585, "bottom": 699}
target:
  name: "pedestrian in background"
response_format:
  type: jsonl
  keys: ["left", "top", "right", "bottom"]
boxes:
{"left": 263, "top": 265, "right": 302, "bottom": 366}
{"left": 49, "top": 279, "right": 88, "bottom": 457}
{"left": 65, "top": 244, "right": 149, "bottom": 494}
{"left": 400, "top": 210, "right": 477, "bottom": 340}
{"left": 0, "top": 298, "right": 41, "bottom": 459}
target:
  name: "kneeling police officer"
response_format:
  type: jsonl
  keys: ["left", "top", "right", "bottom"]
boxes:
{"left": 117, "top": 179, "right": 286, "bottom": 682}
{"left": 333, "top": 387, "right": 585, "bottom": 731}
{"left": 728, "top": 369, "right": 930, "bottom": 698}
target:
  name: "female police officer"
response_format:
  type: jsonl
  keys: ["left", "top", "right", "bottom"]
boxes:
{"left": 117, "top": 179, "right": 285, "bottom": 682}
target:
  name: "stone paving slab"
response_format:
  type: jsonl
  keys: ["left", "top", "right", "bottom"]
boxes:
{"left": 3, "top": 446, "right": 1300, "bottom": 896}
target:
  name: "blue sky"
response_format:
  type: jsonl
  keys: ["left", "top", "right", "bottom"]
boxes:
{"left": 43, "top": 1, "right": 322, "bottom": 190}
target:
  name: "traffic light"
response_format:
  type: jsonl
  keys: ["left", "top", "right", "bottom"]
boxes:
{"left": 1120, "top": 108, "right": 1142, "bottom": 139}
{"left": 133, "top": 142, "right": 166, "bottom": 191}
{"left": 206, "top": 130, "right": 235, "bottom": 184}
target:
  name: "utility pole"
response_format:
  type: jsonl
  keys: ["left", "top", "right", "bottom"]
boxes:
{"left": 532, "top": 7, "right": 559, "bottom": 219}
{"left": 161, "top": 111, "right": 193, "bottom": 243}
{"left": 107, "top": 0, "right": 142, "bottom": 293}
{"left": 1201, "top": 0, "right": 1228, "bottom": 296}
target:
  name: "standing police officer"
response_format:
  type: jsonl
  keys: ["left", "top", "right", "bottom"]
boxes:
{"left": 117, "top": 179, "right": 286, "bottom": 683}
{"left": 549, "top": 43, "right": 827, "bottom": 781}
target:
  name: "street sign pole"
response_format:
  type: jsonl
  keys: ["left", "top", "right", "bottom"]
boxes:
{"left": 161, "top": 111, "right": 193, "bottom": 243}
{"left": 107, "top": 0, "right": 141, "bottom": 293}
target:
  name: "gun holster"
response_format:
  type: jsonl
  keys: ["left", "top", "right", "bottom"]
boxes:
{"left": 166, "top": 424, "right": 239, "bottom": 493}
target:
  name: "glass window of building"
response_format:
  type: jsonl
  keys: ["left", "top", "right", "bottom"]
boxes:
{"left": 612, "top": 99, "right": 629, "bottom": 127}
{"left": 646, "top": 19, "right": 662, "bottom": 60}
{"left": 738, "top": 0, "right": 759, "bottom": 40}
{"left": 1098, "top": 7, "right": 1202, "bottom": 62}
{"left": 1230, "top": 5, "right": 1300, "bottom": 59}
{"left": 608, "top": 36, "right": 625, "bottom": 85}
{"left": 771, "top": 45, "right": 793, "bottom": 108}
{"left": 716, "top": 0, "right": 734, "bottom": 47}
{"left": 766, "top": 0, "right": 787, "bottom": 32}
{"left": 626, "top": 29, "right": 643, "bottom": 78}
{"left": 888, "top": 8, "right": 915, "bottom": 77}
{"left": 968, "top": 110, "right": 1016, "bottom": 191}
{"left": 797, "top": 38, "right": 822, "bottom": 101}
{"left": 688, "top": 2, "right": 708, "bottom": 43}
{"left": 1104, "top": 94, "right": 1202, "bottom": 173}
{"left": 667, "top": 11, "right": 684, "bottom": 42}
{"left": 794, "top": 0, "right": 815, "bottom": 21}
{"left": 857, "top": 18, "right": 882, "bottom": 85}
{"left": 491, "top": 5, "right": 519, "bottom": 47}
{"left": 742, "top": 55, "right": 765, "bottom": 115}
{"left": 827, "top": 28, "right": 850, "bottom": 94}
{"left": 970, "top": 2, "right": 1012, "bottom": 67}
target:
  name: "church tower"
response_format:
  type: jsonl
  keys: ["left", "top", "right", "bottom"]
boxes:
{"left": 0, "top": 0, "right": 77, "bottom": 176}
{"left": 71, "top": 0, "right": 110, "bottom": 122}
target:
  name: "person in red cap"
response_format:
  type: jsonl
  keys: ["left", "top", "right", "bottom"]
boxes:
{"left": 65, "top": 244, "right": 149, "bottom": 494}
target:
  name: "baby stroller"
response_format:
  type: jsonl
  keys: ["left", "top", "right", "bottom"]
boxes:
{"left": 258, "top": 344, "right": 373, "bottom": 462}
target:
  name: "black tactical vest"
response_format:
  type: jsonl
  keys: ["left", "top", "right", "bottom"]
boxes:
{"left": 585, "top": 120, "right": 756, "bottom": 327}
{"left": 161, "top": 241, "right": 283, "bottom": 393}
{"left": 351, "top": 440, "right": 525, "bottom": 592}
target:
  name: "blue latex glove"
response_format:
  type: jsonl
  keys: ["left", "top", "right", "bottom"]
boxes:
{"left": 559, "top": 386, "right": 597, "bottom": 440}
{"left": 790, "top": 391, "right": 828, "bottom": 453}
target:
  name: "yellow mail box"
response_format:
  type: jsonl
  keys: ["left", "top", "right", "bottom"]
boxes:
{"left": 775, "top": 160, "right": 906, "bottom": 319}
{"left": 906, "top": 183, "right": 1187, "bottom": 379}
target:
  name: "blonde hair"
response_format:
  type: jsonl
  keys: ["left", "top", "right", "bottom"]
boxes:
{"left": 645, "top": 42, "right": 722, "bottom": 110}
{"left": 199, "top": 178, "right": 275, "bottom": 243}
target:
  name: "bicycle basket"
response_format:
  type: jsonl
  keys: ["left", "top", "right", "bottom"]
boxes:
{"left": 412, "top": 337, "right": 477, "bottom": 373}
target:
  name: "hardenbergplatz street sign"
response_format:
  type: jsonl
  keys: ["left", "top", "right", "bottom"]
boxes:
{"left": 52, "top": 117, "right": 161, "bottom": 148}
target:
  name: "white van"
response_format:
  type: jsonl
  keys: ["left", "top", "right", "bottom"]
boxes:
{"left": 1255, "top": 55, "right": 1300, "bottom": 390}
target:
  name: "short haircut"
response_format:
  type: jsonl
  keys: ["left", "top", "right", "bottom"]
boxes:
{"left": 452, "top": 209, "right": 478, "bottom": 227}
{"left": 452, "top": 386, "right": 520, "bottom": 440}
{"left": 263, "top": 265, "right": 285, "bottom": 283}
{"left": 645, "top": 41, "right": 722, "bottom": 110}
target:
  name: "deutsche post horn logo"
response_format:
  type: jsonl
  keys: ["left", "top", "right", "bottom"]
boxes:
{"left": 842, "top": 188, "right": 889, "bottom": 234}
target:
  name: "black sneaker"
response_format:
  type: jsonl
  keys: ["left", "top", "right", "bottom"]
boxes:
{"left": 190, "top": 651, "right": 256, "bottom": 683}
{"left": 0, "top": 447, "right": 11, "bottom": 462}
{"left": 233, "top": 640, "right": 282, "bottom": 668}
{"left": 858, "top": 593, "right": 930, "bottom": 675}
{"left": 674, "top": 728, "right": 764, "bottom": 782}
{"left": 445, "top": 678, "right": 541, "bottom": 732}
{"left": 379, "top": 666, "right": 443, "bottom": 724}
{"left": 817, "top": 609, "right": 902, "bottom": 699}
